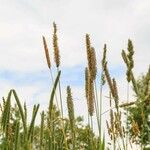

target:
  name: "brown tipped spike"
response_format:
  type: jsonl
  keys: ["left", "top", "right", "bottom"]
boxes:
{"left": 66, "top": 86, "right": 75, "bottom": 132}
{"left": 42, "top": 36, "right": 51, "bottom": 69}
{"left": 88, "top": 77, "right": 94, "bottom": 116}
{"left": 102, "top": 44, "right": 107, "bottom": 68}
{"left": 85, "top": 67, "right": 89, "bottom": 100}
{"left": 104, "top": 63, "right": 115, "bottom": 98}
{"left": 90, "top": 47, "right": 97, "bottom": 81}
{"left": 112, "top": 78, "right": 119, "bottom": 111}
{"left": 53, "top": 22, "right": 60, "bottom": 67}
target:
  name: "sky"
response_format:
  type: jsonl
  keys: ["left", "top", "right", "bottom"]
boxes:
{"left": 0, "top": 0, "right": 150, "bottom": 143}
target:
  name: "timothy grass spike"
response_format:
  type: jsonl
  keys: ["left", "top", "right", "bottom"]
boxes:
{"left": 88, "top": 77, "right": 94, "bottom": 116}
{"left": 42, "top": 36, "right": 51, "bottom": 69}
{"left": 90, "top": 47, "right": 97, "bottom": 81}
{"left": 112, "top": 78, "right": 119, "bottom": 111}
{"left": 53, "top": 22, "right": 60, "bottom": 67}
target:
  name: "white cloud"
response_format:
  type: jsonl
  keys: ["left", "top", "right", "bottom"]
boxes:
{"left": 0, "top": 0, "right": 149, "bottom": 72}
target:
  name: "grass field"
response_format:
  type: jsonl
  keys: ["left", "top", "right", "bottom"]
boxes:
{"left": 0, "top": 23, "right": 149, "bottom": 150}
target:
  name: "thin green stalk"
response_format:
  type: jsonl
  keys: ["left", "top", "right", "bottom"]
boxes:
{"left": 101, "top": 133, "right": 105, "bottom": 150}
{"left": 48, "top": 71, "right": 68, "bottom": 150}
{"left": 57, "top": 68, "right": 69, "bottom": 149}
{"left": 94, "top": 81, "right": 101, "bottom": 148}
{"left": 50, "top": 68, "right": 60, "bottom": 111}
{"left": 57, "top": 67, "right": 64, "bottom": 118}
{"left": 126, "top": 82, "right": 129, "bottom": 150}
{"left": 49, "top": 71, "right": 61, "bottom": 119}
{"left": 99, "top": 83, "right": 103, "bottom": 149}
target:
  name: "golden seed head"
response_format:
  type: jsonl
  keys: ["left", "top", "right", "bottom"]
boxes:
{"left": 88, "top": 77, "right": 94, "bottom": 116}
{"left": 85, "top": 67, "right": 89, "bottom": 100}
{"left": 112, "top": 78, "right": 119, "bottom": 111}
{"left": 102, "top": 44, "right": 107, "bottom": 69}
{"left": 121, "top": 49, "right": 133, "bottom": 82}
{"left": 122, "top": 39, "right": 135, "bottom": 83}
{"left": 86, "top": 34, "right": 91, "bottom": 53}
{"left": 53, "top": 22, "right": 60, "bottom": 67}
{"left": 66, "top": 86, "right": 75, "bottom": 131}
{"left": 127, "top": 39, "right": 134, "bottom": 69}
{"left": 131, "top": 120, "right": 140, "bottom": 137}
{"left": 53, "top": 22, "right": 57, "bottom": 33}
{"left": 85, "top": 68, "right": 94, "bottom": 116}
{"left": 42, "top": 36, "right": 51, "bottom": 69}
{"left": 104, "top": 63, "right": 115, "bottom": 98}
{"left": 90, "top": 47, "right": 97, "bottom": 80}
{"left": 85, "top": 34, "right": 92, "bottom": 76}
{"left": 101, "top": 44, "right": 107, "bottom": 85}
{"left": 85, "top": 34, "right": 97, "bottom": 81}
{"left": 122, "top": 50, "right": 129, "bottom": 67}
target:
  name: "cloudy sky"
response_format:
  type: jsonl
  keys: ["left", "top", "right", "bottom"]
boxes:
{"left": 0, "top": 0, "right": 150, "bottom": 137}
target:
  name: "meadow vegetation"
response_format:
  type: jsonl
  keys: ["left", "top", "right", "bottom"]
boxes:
{"left": 0, "top": 23, "right": 149, "bottom": 150}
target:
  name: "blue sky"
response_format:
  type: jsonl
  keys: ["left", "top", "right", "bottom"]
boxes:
{"left": 0, "top": 0, "right": 150, "bottom": 141}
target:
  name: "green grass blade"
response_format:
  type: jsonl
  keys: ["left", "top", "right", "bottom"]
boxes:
{"left": 12, "top": 89, "right": 27, "bottom": 136}
{"left": 49, "top": 70, "right": 61, "bottom": 120}
{"left": 1, "top": 90, "right": 12, "bottom": 131}
{"left": 28, "top": 104, "right": 40, "bottom": 141}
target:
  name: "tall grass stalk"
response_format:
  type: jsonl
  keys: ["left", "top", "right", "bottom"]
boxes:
{"left": 42, "top": 35, "right": 60, "bottom": 112}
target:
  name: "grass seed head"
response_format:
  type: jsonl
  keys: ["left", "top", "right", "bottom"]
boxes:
{"left": 53, "top": 22, "right": 60, "bottom": 67}
{"left": 86, "top": 34, "right": 91, "bottom": 54}
{"left": 112, "top": 78, "right": 119, "bottom": 111}
{"left": 42, "top": 36, "right": 51, "bottom": 69}
{"left": 88, "top": 77, "right": 94, "bottom": 116}
{"left": 90, "top": 47, "right": 97, "bottom": 80}
{"left": 102, "top": 44, "right": 107, "bottom": 68}
{"left": 85, "top": 67, "right": 89, "bottom": 100}
{"left": 131, "top": 120, "right": 140, "bottom": 138}
{"left": 67, "top": 86, "right": 75, "bottom": 132}
{"left": 127, "top": 39, "right": 134, "bottom": 69}
{"left": 104, "top": 63, "right": 115, "bottom": 98}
